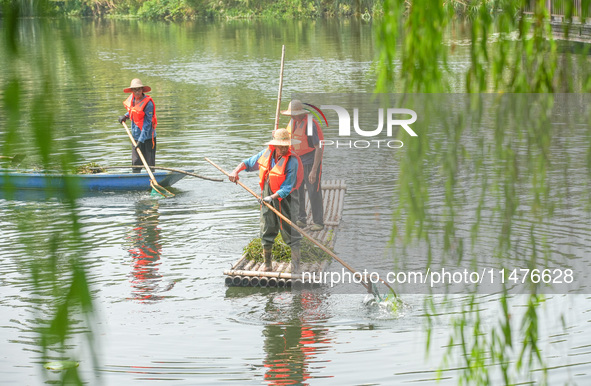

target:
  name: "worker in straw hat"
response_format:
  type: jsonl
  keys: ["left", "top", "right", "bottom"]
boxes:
{"left": 281, "top": 99, "right": 325, "bottom": 232}
{"left": 229, "top": 128, "right": 304, "bottom": 273}
{"left": 118, "top": 78, "right": 158, "bottom": 173}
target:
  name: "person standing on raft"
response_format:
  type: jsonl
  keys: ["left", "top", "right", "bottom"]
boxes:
{"left": 118, "top": 78, "right": 157, "bottom": 173}
{"left": 281, "top": 100, "right": 325, "bottom": 231}
{"left": 229, "top": 128, "right": 304, "bottom": 273}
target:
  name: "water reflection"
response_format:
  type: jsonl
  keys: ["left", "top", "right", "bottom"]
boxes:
{"left": 127, "top": 199, "right": 163, "bottom": 302}
{"left": 262, "top": 291, "right": 332, "bottom": 385}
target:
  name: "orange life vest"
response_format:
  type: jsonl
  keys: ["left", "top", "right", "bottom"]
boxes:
{"left": 123, "top": 94, "right": 158, "bottom": 132}
{"left": 258, "top": 146, "right": 303, "bottom": 199}
{"left": 287, "top": 117, "right": 324, "bottom": 156}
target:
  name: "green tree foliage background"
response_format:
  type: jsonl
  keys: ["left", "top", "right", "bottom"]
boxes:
{"left": 1, "top": 0, "right": 384, "bottom": 18}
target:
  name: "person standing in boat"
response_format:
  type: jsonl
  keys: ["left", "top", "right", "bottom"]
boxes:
{"left": 281, "top": 100, "right": 325, "bottom": 231}
{"left": 229, "top": 128, "right": 304, "bottom": 273}
{"left": 118, "top": 78, "right": 157, "bottom": 173}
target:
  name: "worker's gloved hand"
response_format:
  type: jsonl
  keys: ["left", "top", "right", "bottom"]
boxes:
{"left": 259, "top": 196, "right": 273, "bottom": 205}
{"left": 118, "top": 115, "right": 127, "bottom": 124}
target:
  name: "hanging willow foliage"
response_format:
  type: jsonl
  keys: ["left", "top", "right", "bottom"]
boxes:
{"left": 376, "top": 0, "right": 591, "bottom": 384}
{"left": 1, "top": 2, "right": 97, "bottom": 385}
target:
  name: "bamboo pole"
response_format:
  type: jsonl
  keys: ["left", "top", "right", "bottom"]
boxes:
{"left": 274, "top": 45, "right": 286, "bottom": 133}
{"left": 94, "top": 166, "right": 222, "bottom": 182}
{"left": 276, "top": 261, "right": 288, "bottom": 273}
{"left": 231, "top": 254, "right": 249, "bottom": 270}
{"left": 336, "top": 186, "right": 345, "bottom": 222}
{"left": 223, "top": 269, "right": 298, "bottom": 280}
{"left": 241, "top": 258, "right": 257, "bottom": 272}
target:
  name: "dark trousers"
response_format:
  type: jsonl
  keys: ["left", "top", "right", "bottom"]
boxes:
{"left": 260, "top": 182, "right": 301, "bottom": 249}
{"left": 132, "top": 138, "right": 156, "bottom": 173}
{"left": 297, "top": 163, "right": 324, "bottom": 225}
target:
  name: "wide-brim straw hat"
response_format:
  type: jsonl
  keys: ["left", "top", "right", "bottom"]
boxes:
{"left": 123, "top": 78, "right": 152, "bottom": 93}
{"left": 266, "top": 128, "right": 301, "bottom": 146}
{"left": 280, "top": 99, "right": 307, "bottom": 116}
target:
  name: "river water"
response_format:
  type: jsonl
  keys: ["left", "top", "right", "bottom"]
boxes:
{"left": 2, "top": 18, "right": 591, "bottom": 385}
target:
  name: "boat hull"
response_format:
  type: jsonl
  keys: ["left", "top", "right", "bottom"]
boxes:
{"left": 0, "top": 170, "right": 189, "bottom": 192}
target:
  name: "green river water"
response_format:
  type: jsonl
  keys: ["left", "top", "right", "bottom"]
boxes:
{"left": 1, "top": 17, "right": 591, "bottom": 385}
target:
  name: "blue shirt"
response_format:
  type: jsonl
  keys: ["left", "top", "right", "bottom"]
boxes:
{"left": 243, "top": 148, "right": 298, "bottom": 199}
{"left": 126, "top": 99, "right": 156, "bottom": 143}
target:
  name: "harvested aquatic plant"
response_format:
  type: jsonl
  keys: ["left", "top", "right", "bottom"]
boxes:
{"left": 243, "top": 235, "right": 290, "bottom": 262}
{"left": 74, "top": 162, "right": 105, "bottom": 174}
{"left": 243, "top": 234, "right": 333, "bottom": 263}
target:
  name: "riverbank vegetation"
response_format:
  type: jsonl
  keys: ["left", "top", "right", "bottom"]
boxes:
{"left": 1, "top": 0, "right": 509, "bottom": 20}
{"left": 1, "top": 0, "right": 385, "bottom": 19}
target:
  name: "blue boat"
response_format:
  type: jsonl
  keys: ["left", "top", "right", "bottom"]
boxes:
{"left": 0, "top": 169, "right": 189, "bottom": 192}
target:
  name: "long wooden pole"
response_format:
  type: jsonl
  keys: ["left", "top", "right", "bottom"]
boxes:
{"left": 92, "top": 166, "right": 223, "bottom": 182}
{"left": 204, "top": 157, "right": 397, "bottom": 296}
{"left": 274, "top": 45, "right": 286, "bottom": 132}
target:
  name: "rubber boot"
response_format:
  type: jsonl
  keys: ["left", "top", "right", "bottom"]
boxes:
{"left": 291, "top": 247, "right": 301, "bottom": 275}
{"left": 263, "top": 247, "right": 273, "bottom": 271}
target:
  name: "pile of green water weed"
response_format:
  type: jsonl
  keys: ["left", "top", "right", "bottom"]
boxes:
{"left": 243, "top": 233, "right": 333, "bottom": 263}
{"left": 73, "top": 162, "right": 105, "bottom": 174}
{"left": 243, "top": 234, "right": 291, "bottom": 262}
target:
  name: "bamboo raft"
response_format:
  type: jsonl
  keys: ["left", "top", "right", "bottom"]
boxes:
{"left": 224, "top": 179, "right": 347, "bottom": 288}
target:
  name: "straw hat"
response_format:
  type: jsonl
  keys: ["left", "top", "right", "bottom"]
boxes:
{"left": 281, "top": 100, "right": 307, "bottom": 116}
{"left": 266, "top": 128, "right": 301, "bottom": 146}
{"left": 123, "top": 78, "right": 151, "bottom": 93}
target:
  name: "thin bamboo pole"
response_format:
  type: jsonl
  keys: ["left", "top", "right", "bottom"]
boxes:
{"left": 95, "top": 166, "right": 222, "bottom": 182}
{"left": 242, "top": 259, "right": 257, "bottom": 272}
{"left": 231, "top": 254, "right": 249, "bottom": 270}
{"left": 223, "top": 269, "right": 298, "bottom": 280}
{"left": 274, "top": 45, "right": 286, "bottom": 133}
{"left": 275, "top": 261, "right": 288, "bottom": 273}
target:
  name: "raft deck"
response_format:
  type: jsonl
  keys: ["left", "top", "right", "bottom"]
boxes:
{"left": 224, "top": 179, "right": 347, "bottom": 287}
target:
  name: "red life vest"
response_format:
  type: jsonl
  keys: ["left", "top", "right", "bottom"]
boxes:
{"left": 287, "top": 117, "right": 324, "bottom": 156}
{"left": 123, "top": 94, "right": 158, "bottom": 132}
{"left": 258, "top": 146, "right": 303, "bottom": 200}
